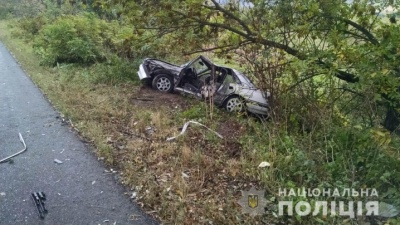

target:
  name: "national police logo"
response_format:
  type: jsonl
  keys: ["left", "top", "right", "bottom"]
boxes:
{"left": 248, "top": 194, "right": 258, "bottom": 208}
{"left": 238, "top": 187, "right": 267, "bottom": 217}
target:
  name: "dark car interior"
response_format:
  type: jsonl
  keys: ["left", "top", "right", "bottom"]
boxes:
{"left": 178, "top": 68, "right": 203, "bottom": 93}
{"left": 179, "top": 66, "right": 233, "bottom": 94}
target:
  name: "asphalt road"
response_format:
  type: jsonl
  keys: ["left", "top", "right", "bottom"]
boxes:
{"left": 0, "top": 42, "right": 158, "bottom": 225}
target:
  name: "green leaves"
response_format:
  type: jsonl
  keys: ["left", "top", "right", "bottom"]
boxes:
{"left": 33, "top": 13, "right": 107, "bottom": 65}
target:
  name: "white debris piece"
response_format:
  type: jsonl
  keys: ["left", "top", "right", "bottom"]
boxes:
{"left": 181, "top": 172, "right": 189, "bottom": 178}
{"left": 145, "top": 126, "right": 155, "bottom": 135}
{"left": 258, "top": 161, "right": 271, "bottom": 168}
{"left": 166, "top": 120, "right": 223, "bottom": 141}
{"left": 54, "top": 159, "right": 63, "bottom": 164}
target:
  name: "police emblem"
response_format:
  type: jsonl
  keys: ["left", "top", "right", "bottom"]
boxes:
{"left": 238, "top": 187, "right": 267, "bottom": 217}
{"left": 248, "top": 194, "right": 258, "bottom": 208}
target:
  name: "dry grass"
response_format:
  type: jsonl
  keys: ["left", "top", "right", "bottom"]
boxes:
{"left": 3, "top": 15, "right": 400, "bottom": 225}
{"left": 0, "top": 20, "right": 268, "bottom": 224}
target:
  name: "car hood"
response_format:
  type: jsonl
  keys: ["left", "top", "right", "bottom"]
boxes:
{"left": 144, "top": 58, "right": 182, "bottom": 75}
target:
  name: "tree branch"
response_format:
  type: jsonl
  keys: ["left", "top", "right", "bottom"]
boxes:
{"left": 340, "top": 29, "right": 372, "bottom": 43}
{"left": 206, "top": 0, "right": 254, "bottom": 36}
{"left": 285, "top": 73, "right": 325, "bottom": 92}
{"left": 172, "top": 9, "right": 359, "bottom": 84}
{"left": 183, "top": 41, "right": 252, "bottom": 55}
{"left": 316, "top": 59, "right": 359, "bottom": 83}
{"left": 339, "top": 18, "right": 379, "bottom": 45}
{"left": 172, "top": 9, "right": 251, "bottom": 38}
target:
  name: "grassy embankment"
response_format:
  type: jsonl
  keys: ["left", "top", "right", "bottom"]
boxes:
{"left": 0, "top": 19, "right": 268, "bottom": 224}
{"left": 2, "top": 15, "right": 400, "bottom": 224}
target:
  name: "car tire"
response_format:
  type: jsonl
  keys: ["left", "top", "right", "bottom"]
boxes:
{"left": 224, "top": 95, "right": 245, "bottom": 113}
{"left": 152, "top": 74, "right": 174, "bottom": 93}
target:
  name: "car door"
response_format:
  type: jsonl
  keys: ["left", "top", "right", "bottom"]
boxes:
{"left": 213, "top": 71, "right": 240, "bottom": 103}
{"left": 176, "top": 56, "right": 212, "bottom": 88}
{"left": 177, "top": 56, "right": 213, "bottom": 94}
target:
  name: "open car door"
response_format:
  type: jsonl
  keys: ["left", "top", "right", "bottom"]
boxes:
{"left": 176, "top": 56, "right": 214, "bottom": 94}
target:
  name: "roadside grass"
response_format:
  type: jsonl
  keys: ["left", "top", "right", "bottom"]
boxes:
{"left": 2, "top": 18, "right": 400, "bottom": 225}
{"left": 0, "top": 19, "right": 266, "bottom": 224}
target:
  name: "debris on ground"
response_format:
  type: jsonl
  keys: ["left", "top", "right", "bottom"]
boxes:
{"left": 181, "top": 172, "right": 190, "bottom": 178}
{"left": 166, "top": 120, "right": 223, "bottom": 141}
{"left": 54, "top": 159, "right": 63, "bottom": 164}
{"left": 258, "top": 161, "right": 271, "bottom": 168}
{"left": 31, "top": 192, "right": 47, "bottom": 219}
{"left": 0, "top": 133, "right": 27, "bottom": 163}
{"left": 145, "top": 126, "right": 156, "bottom": 135}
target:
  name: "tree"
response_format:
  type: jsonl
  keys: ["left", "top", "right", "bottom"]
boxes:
{"left": 93, "top": 0, "right": 400, "bottom": 130}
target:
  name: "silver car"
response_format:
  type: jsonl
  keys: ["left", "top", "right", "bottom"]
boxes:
{"left": 137, "top": 55, "right": 270, "bottom": 115}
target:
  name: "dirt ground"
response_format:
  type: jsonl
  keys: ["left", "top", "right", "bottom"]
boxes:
{"left": 118, "top": 84, "right": 261, "bottom": 224}
{"left": 130, "top": 85, "right": 247, "bottom": 142}
{"left": 131, "top": 86, "right": 193, "bottom": 110}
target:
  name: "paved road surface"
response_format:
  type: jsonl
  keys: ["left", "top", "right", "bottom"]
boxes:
{"left": 0, "top": 42, "right": 157, "bottom": 225}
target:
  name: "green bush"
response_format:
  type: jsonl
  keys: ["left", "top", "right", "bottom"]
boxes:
{"left": 0, "top": 0, "right": 43, "bottom": 19}
{"left": 16, "top": 16, "right": 48, "bottom": 39}
{"left": 0, "top": 7, "right": 11, "bottom": 19}
{"left": 87, "top": 55, "right": 141, "bottom": 85}
{"left": 33, "top": 13, "right": 108, "bottom": 65}
{"left": 14, "top": 12, "right": 146, "bottom": 84}
{"left": 241, "top": 121, "right": 400, "bottom": 223}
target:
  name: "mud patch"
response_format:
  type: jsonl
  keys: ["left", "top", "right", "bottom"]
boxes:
{"left": 130, "top": 86, "right": 193, "bottom": 110}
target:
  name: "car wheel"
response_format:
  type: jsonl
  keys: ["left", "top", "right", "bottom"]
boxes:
{"left": 224, "top": 96, "right": 245, "bottom": 112}
{"left": 152, "top": 74, "right": 173, "bottom": 92}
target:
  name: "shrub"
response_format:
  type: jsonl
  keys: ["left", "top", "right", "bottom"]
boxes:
{"left": 33, "top": 13, "right": 108, "bottom": 65}
{"left": 240, "top": 120, "right": 400, "bottom": 224}
{"left": 0, "top": 6, "right": 11, "bottom": 19}
{"left": 0, "top": 0, "right": 43, "bottom": 19}
{"left": 16, "top": 16, "right": 48, "bottom": 39}
{"left": 87, "top": 54, "right": 141, "bottom": 85}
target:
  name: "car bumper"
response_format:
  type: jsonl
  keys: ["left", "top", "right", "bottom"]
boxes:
{"left": 246, "top": 101, "right": 269, "bottom": 115}
{"left": 137, "top": 64, "right": 150, "bottom": 80}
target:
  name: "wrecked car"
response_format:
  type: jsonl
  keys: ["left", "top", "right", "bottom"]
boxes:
{"left": 137, "top": 55, "right": 270, "bottom": 115}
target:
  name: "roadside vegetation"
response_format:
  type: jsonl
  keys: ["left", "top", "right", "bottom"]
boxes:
{"left": 1, "top": 0, "right": 400, "bottom": 224}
